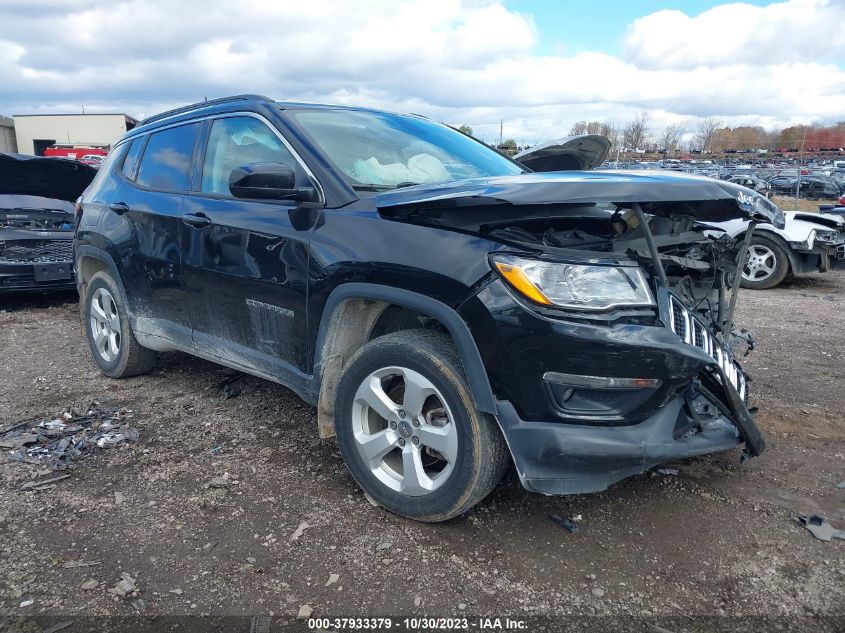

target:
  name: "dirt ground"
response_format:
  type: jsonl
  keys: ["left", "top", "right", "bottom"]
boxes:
{"left": 0, "top": 272, "right": 843, "bottom": 633}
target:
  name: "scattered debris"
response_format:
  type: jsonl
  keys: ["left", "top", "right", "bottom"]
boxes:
{"left": 793, "top": 514, "right": 845, "bottom": 542}
{"left": 414, "top": 596, "right": 422, "bottom": 607}
{"left": 376, "top": 541, "right": 393, "bottom": 551}
{"left": 363, "top": 492, "right": 379, "bottom": 507}
{"left": 209, "top": 446, "right": 224, "bottom": 454}
{"left": 108, "top": 572, "right": 138, "bottom": 598}
{"left": 21, "top": 474, "right": 71, "bottom": 490}
{"left": 80, "top": 579, "right": 99, "bottom": 591}
{"left": 290, "top": 521, "right": 310, "bottom": 542}
{"left": 43, "top": 621, "right": 73, "bottom": 633}
{"left": 169, "top": 589, "right": 183, "bottom": 595}
{"left": 297, "top": 605, "right": 313, "bottom": 619}
{"left": 657, "top": 468, "right": 679, "bottom": 475}
{"left": 325, "top": 573, "right": 339, "bottom": 587}
{"left": 549, "top": 513, "right": 580, "bottom": 534}
{"left": 1, "top": 403, "right": 138, "bottom": 470}
{"left": 61, "top": 560, "right": 101, "bottom": 569}
{"left": 458, "top": 603, "right": 467, "bottom": 611}
{"left": 591, "top": 587, "right": 606, "bottom": 598}
{"left": 19, "top": 598, "right": 33, "bottom": 608}
{"left": 114, "top": 492, "right": 126, "bottom": 505}
{"left": 130, "top": 598, "right": 148, "bottom": 612}
{"left": 836, "top": 481, "right": 845, "bottom": 490}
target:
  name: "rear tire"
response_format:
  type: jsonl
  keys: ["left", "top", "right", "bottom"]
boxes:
{"left": 333, "top": 329, "right": 509, "bottom": 522}
{"left": 740, "top": 235, "right": 790, "bottom": 290}
{"left": 83, "top": 271, "right": 157, "bottom": 377}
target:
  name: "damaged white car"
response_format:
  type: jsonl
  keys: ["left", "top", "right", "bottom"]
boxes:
{"left": 707, "top": 211, "right": 845, "bottom": 289}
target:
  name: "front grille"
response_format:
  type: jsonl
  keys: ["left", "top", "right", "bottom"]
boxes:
{"left": 0, "top": 239, "right": 72, "bottom": 263}
{"left": 667, "top": 294, "right": 745, "bottom": 399}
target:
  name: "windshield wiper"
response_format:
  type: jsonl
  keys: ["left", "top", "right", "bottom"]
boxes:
{"left": 395, "top": 181, "right": 422, "bottom": 189}
{"left": 352, "top": 184, "right": 396, "bottom": 192}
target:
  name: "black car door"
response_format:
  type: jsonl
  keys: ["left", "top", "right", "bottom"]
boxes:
{"left": 180, "top": 114, "right": 320, "bottom": 378}
{"left": 107, "top": 123, "right": 201, "bottom": 342}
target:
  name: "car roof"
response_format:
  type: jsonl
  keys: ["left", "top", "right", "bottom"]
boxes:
{"left": 126, "top": 95, "right": 423, "bottom": 142}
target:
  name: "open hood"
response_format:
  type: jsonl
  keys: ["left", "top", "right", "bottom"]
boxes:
{"left": 514, "top": 135, "right": 611, "bottom": 171}
{"left": 0, "top": 153, "right": 97, "bottom": 203}
{"left": 376, "top": 171, "right": 785, "bottom": 229}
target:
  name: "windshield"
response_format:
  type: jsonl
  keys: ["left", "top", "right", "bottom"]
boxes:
{"left": 287, "top": 108, "right": 523, "bottom": 190}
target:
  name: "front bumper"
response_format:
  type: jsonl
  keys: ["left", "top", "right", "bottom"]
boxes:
{"left": 0, "top": 259, "right": 75, "bottom": 292}
{"left": 463, "top": 279, "right": 765, "bottom": 494}
{"left": 497, "top": 369, "right": 764, "bottom": 495}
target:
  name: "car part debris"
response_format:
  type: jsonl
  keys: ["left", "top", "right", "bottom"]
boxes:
{"left": 61, "top": 560, "right": 101, "bottom": 569}
{"left": 1, "top": 402, "right": 138, "bottom": 470}
{"left": 793, "top": 514, "right": 845, "bottom": 542}
{"left": 836, "top": 481, "right": 845, "bottom": 490}
{"left": 19, "top": 598, "right": 33, "bottom": 607}
{"left": 108, "top": 572, "right": 138, "bottom": 598}
{"left": 657, "top": 468, "right": 679, "bottom": 475}
{"left": 43, "top": 621, "right": 73, "bottom": 633}
{"left": 549, "top": 513, "right": 580, "bottom": 534}
{"left": 20, "top": 474, "right": 71, "bottom": 490}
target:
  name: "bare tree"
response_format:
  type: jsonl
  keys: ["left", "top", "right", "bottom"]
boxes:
{"left": 622, "top": 111, "right": 650, "bottom": 151}
{"left": 598, "top": 122, "right": 619, "bottom": 150}
{"left": 660, "top": 122, "right": 686, "bottom": 153}
{"left": 568, "top": 121, "right": 588, "bottom": 136}
{"left": 695, "top": 116, "right": 722, "bottom": 152}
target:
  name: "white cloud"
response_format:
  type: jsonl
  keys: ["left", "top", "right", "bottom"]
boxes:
{"left": 0, "top": 0, "right": 843, "bottom": 144}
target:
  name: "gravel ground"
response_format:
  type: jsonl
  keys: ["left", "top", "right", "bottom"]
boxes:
{"left": 0, "top": 272, "right": 843, "bottom": 633}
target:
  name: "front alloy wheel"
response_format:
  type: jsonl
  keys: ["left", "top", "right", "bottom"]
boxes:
{"left": 352, "top": 366, "right": 459, "bottom": 496}
{"left": 334, "top": 329, "right": 509, "bottom": 522}
{"left": 740, "top": 236, "right": 790, "bottom": 290}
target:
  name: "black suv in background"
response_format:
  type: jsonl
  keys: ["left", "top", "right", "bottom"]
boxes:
{"left": 75, "top": 95, "right": 782, "bottom": 521}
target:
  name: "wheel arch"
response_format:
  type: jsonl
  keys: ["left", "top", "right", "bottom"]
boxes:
{"left": 312, "top": 283, "right": 497, "bottom": 438}
{"left": 75, "top": 245, "right": 131, "bottom": 305}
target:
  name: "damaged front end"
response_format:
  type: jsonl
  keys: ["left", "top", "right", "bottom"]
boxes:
{"left": 377, "top": 172, "right": 782, "bottom": 494}
{"left": 0, "top": 153, "right": 96, "bottom": 292}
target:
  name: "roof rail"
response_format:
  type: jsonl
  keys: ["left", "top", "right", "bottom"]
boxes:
{"left": 139, "top": 94, "right": 273, "bottom": 126}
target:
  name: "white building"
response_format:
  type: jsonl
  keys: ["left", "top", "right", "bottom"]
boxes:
{"left": 13, "top": 113, "right": 137, "bottom": 156}
{"left": 0, "top": 115, "right": 16, "bottom": 153}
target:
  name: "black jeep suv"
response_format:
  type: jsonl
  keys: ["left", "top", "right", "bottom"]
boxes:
{"left": 75, "top": 95, "right": 782, "bottom": 521}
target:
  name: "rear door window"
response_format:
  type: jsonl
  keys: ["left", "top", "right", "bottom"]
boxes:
{"left": 136, "top": 123, "right": 200, "bottom": 191}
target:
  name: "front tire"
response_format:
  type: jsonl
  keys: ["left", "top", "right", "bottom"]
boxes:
{"left": 83, "top": 271, "right": 157, "bottom": 377}
{"left": 334, "top": 329, "right": 509, "bottom": 522}
{"left": 741, "top": 236, "right": 790, "bottom": 290}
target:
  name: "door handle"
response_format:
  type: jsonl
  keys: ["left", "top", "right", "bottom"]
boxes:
{"left": 181, "top": 212, "right": 212, "bottom": 229}
{"left": 109, "top": 202, "right": 129, "bottom": 214}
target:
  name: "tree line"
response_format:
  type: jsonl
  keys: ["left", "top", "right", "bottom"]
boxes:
{"left": 565, "top": 113, "right": 845, "bottom": 154}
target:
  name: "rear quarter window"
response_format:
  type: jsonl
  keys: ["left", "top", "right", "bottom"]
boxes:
{"left": 136, "top": 123, "right": 200, "bottom": 191}
{"left": 120, "top": 137, "right": 145, "bottom": 181}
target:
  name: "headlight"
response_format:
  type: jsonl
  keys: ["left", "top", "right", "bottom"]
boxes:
{"left": 790, "top": 229, "right": 816, "bottom": 250}
{"left": 491, "top": 255, "right": 655, "bottom": 311}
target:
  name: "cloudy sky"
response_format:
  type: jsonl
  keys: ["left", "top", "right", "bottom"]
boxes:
{"left": 1, "top": 0, "right": 844, "bottom": 144}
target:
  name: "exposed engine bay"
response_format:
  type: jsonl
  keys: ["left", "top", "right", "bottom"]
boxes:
{"left": 485, "top": 205, "right": 738, "bottom": 316}
{"left": 0, "top": 209, "right": 75, "bottom": 232}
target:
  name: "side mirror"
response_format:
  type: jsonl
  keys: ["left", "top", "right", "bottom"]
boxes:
{"left": 228, "top": 162, "right": 315, "bottom": 201}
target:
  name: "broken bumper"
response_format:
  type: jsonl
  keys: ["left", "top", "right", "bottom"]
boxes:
{"left": 496, "top": 372, "right": 764, "bottom": 495}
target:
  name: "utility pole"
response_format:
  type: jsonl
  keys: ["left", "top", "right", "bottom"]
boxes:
{"left": 499, "top": 119, "right": 503, "bottom": 148}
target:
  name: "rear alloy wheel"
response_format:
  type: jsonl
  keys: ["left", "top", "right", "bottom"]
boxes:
{"left": 334, "top": 329, "right": 509, "bottom": 522}
{"left": 741, "top": 236, "right": 790, "bottom": 290}
{"left": 83, "top": 271, "right": 157, "bottom": 377}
